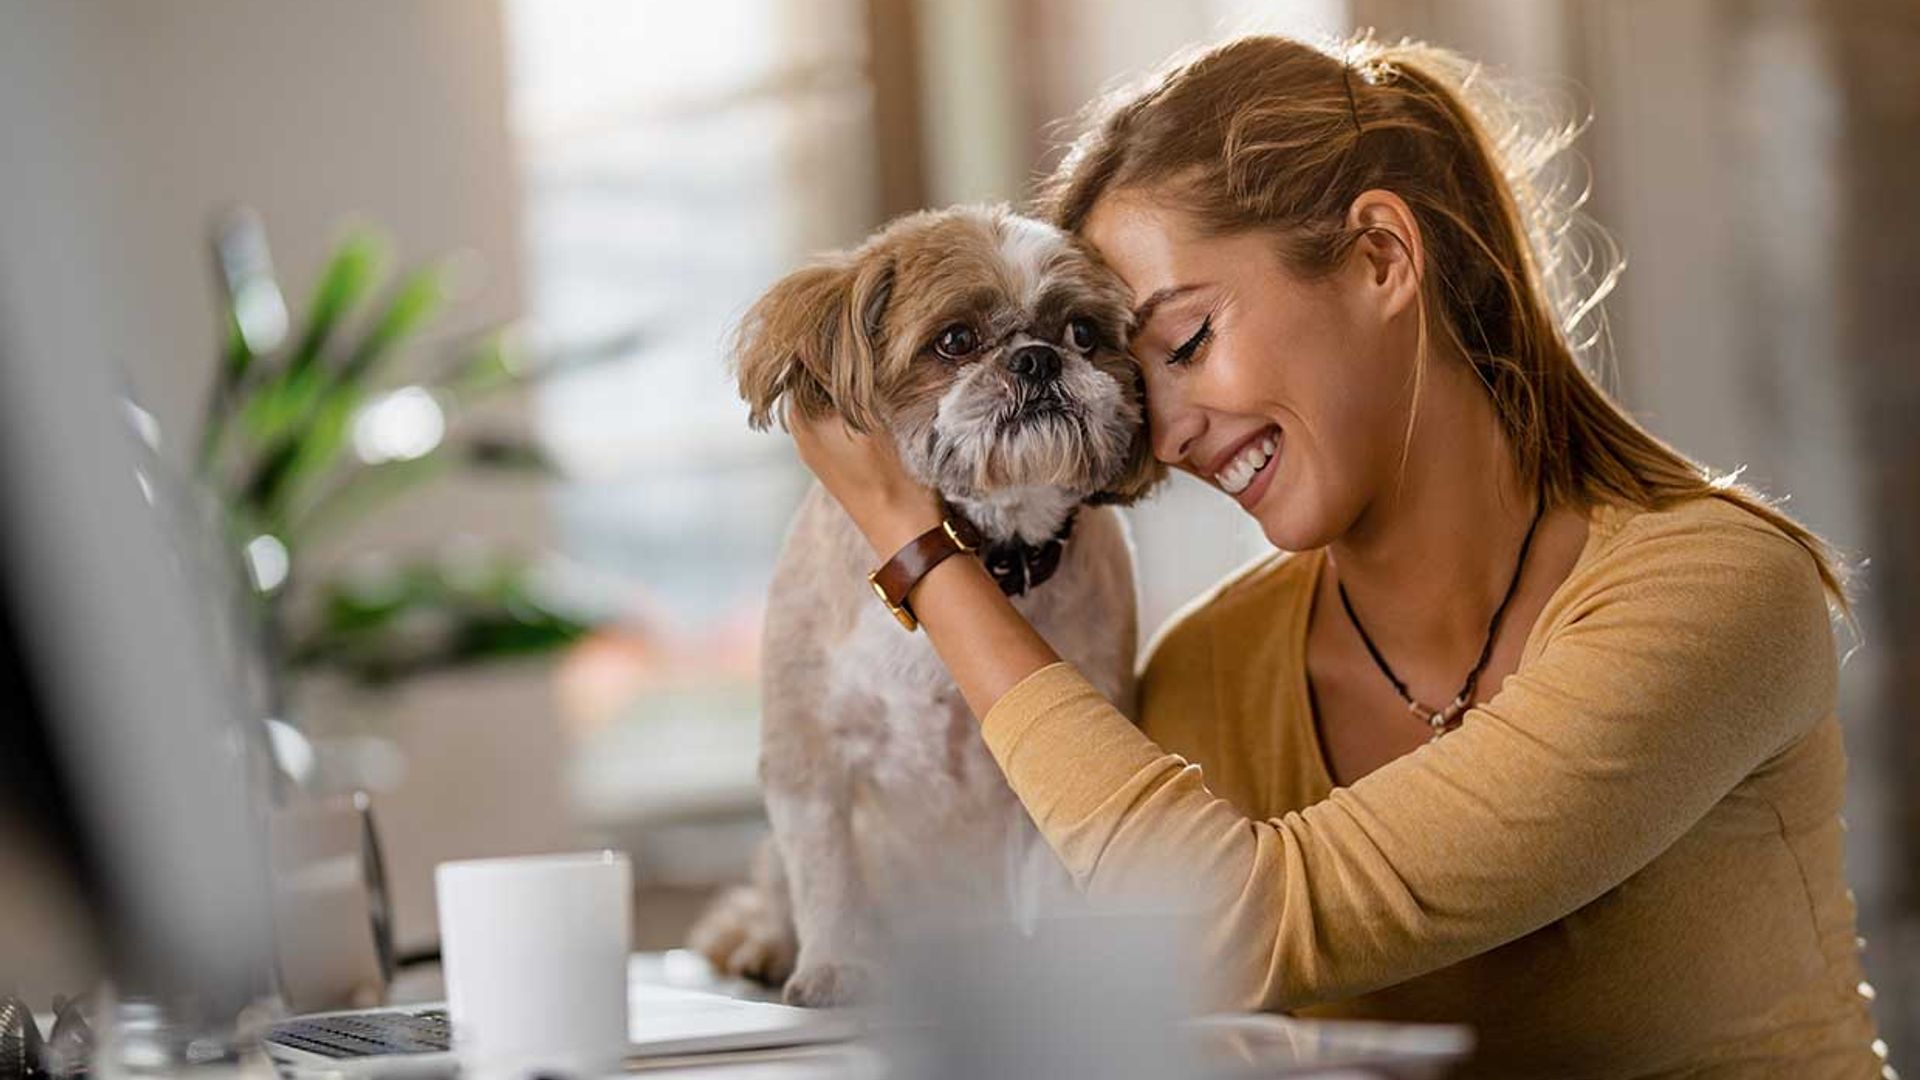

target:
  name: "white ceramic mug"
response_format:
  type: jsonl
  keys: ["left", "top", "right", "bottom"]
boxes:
{"left": 435, "top": 851, "right": 632, "bottom": 1075}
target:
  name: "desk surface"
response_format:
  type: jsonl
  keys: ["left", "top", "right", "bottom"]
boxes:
{"left": 386, "top": 950, "right": 876, "bottom": 1079}
{"left": 383, "top": 951, "right": 1468, "bottom": 1079}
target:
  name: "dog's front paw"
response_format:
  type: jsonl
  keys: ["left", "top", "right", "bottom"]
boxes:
{"left": 725, "top": 924, "right": 797, "bottom": 986}
{"left": 782, "top": 958, "right": 873, "bottom": 1008}
{"left": 687, "top": 885, "right": 796, "bottom": 986}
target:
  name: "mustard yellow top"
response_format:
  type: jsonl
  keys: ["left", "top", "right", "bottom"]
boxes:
{"left": 981, "top": 496, "right": 1885, "bottom": 1078}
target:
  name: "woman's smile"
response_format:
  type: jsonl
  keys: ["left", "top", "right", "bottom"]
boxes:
{"left": 1203, "top": 424, "right": 1283, "bottom": 509}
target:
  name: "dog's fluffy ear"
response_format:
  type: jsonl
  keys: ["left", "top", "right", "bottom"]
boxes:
{"left": 1087, "top": 365, "right": 1167, "bottom": 506}
{"left": 734, "top": 254, "right": 896, "bottom": 432}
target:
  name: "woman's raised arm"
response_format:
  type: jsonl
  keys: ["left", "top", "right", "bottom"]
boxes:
{"left": 784, "top": 413, "right": 1838, "bottom": 1012}
{"left": 980, "top": 507, "right": 1837, "bottom": 1010}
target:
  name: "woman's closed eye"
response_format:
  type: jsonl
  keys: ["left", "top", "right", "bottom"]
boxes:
{"left": 1165, "top": 316, "right": 1214, "bottom": 367}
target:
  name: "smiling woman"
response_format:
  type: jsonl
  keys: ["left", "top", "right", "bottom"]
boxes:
{"left": 784, "top": 30, "right": 1886, "bottom": 1080}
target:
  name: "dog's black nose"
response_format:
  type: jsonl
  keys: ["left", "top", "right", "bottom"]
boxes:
{"left": 1007, "top": 344, "right": 1062, "bottom": 383}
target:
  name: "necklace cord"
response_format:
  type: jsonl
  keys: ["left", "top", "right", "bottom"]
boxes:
{"left": 1336, "top": 494, "right": 1548, "bottom": 728}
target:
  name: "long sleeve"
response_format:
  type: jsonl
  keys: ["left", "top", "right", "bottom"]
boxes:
{"left": 978, "top": 504, "right": 1840, "bottom": 1013}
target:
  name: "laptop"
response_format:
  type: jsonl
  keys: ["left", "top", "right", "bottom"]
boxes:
{"left": 264, "top": 953, "right": 856, "bottom": 1075}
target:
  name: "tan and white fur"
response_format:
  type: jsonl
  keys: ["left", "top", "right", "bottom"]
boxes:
{"left": 686, "top": 205, "right": 1162, "bottom": 1006}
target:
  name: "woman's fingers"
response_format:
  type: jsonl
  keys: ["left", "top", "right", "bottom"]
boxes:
{"left": 785, "top": 407, "right": 942, "bottom": 557}
{"left": 789, "top": 410, "right": 877, "bottom": 484}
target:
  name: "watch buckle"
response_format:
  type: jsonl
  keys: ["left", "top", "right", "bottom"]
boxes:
{"left": 868, "top": 571, "right": 919, "bottom": 632}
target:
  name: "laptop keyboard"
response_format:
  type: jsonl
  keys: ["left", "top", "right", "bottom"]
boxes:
{"left": 268, "top": 1009, "right": 451, "bottom": 1058}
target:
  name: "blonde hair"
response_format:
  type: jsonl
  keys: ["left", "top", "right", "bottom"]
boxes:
{"left": 1038, "top": 32, "right": 1850, "bottom": 610}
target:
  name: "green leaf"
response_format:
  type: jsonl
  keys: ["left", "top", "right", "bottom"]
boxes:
{"left": 288, "top": 551, "right": 595, "bottom": 684}
{"left": 237, "top": 438, "right": 302, "bottom": 516}
{"left": 238, "top": 263, "right": 448, "bottom": 521}
{"left": 271, "top": 388, "right": 363, "bottom": 519}
{"left": 440, "top": 324, "right": 644, "bottom": 405}
{"left": 220, "top": 308, "right": 257, "bottom": 385}
{"left": 340, "top": 266, "right": 445, "bottom": 383}
{"left": 237, "top": 382, "right": 356, "bottom": 525}
{"left": 227, "top": 233, "right": 386, "bottom": 462}
{"left": 238, "top": 366, "right": 331, "bottom": 444}
{"left": 287, "top": 233, "right": 386, "bottom": 379}
{"left": 288, "top": 453, "right": 449, "bottom": 542}
{"left": 439, "top": 333, "right": 521, "bottom": 400}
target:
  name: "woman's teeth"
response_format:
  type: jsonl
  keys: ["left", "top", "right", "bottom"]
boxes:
{"left": 1216, "top": 432, "right": 1278, "bottom": 495}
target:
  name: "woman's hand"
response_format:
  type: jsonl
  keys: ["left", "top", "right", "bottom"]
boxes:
{"left": 789, "top": 406, "right": 1060, "bottom": 715}
{"left": 788, "top": 409, "right": 944, "bottom": 559}
{"left": 787, "top": 405, "right": 1062, "bottom": 717}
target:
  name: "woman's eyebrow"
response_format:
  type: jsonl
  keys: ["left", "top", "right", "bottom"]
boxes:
{"left": 1131, "top": 283, "right": 1205, "bottom": 327}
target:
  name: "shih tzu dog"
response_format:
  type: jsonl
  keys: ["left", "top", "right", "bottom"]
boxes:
{"left": 686, "top": 205, "right": 1162, "bottom": 1007}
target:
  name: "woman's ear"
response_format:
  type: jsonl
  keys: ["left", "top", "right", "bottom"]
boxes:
{"left": 1346, "top": 189, "right": 1424, "bottom": 320}
{"left": 733, "top": 254, "right": 896, "bottom": 432}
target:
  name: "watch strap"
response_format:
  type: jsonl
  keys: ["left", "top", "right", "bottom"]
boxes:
{"left": 867, "top": 515, "right": 982, "bottom": 631}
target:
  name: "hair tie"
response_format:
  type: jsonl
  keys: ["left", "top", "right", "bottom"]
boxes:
{"left": 1341, "top": 66, "right": 1365, "bottom": 135}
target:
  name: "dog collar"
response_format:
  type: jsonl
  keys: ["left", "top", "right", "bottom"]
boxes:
{"left": 950, "top": 506, "right": 1078, "bottom": 599}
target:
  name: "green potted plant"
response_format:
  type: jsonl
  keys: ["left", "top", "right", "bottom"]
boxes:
{"left": 196, "top": 207, "right": 624, "bottom": 717}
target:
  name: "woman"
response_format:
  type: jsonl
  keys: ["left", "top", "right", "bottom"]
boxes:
{"left": 790, "top": 34, "right": 1887, "bottom": 1077}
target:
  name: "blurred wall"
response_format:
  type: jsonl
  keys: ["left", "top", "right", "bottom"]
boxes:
{"left": 0, "top": 0, "right": 572, "bottom": 957}
{"left": 0, "top": 1, "right": 526, "bottom": 442}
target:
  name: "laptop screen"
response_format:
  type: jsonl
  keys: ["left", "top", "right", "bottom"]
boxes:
{"left": 0, "top": 308, "right": 273, "bottom": 1022}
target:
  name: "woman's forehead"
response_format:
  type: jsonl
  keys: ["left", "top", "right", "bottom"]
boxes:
{"left": 1084, "top": 193, "right": 1278, "bottom": 325}
{"left": 1082, "top": 193, "right": 1197, "bottom": 300}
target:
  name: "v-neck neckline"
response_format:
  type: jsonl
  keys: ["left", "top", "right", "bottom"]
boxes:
{"left": 1294, "top": 500, "right": 1624, "bottom": 798}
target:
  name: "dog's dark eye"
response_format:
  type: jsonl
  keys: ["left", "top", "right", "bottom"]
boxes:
{"left": 1067, "top": 317, "right": 1099, "bottom": 352}
{"left": 933, "top": 323, "right": 978, "bottom": 360}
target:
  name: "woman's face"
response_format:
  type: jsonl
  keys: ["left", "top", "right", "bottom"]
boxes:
{"left": 1082, "top": 191, "right": 1420, "bottom": 551}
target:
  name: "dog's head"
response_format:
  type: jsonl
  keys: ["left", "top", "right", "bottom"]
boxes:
{"left": 734, "top": 205, "right": 1163, "bottom": 505}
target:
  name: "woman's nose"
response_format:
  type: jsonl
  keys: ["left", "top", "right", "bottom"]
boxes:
{"left": 1148, "top": 392, "right": 1203, "bottom": 467}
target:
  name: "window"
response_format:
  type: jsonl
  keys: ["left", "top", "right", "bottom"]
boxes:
{"left": 502, "top": 0, "right": 878, "bottom": 876}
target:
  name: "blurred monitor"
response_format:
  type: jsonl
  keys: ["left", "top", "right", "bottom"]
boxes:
{"left": 0, "top": 307, "right": 271, "bottom": 1025}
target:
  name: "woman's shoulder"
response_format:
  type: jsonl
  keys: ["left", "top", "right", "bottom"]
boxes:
{"left": 1535, "top": 493, "right": 1838, "bottom": 678}
{"left": 1140, "top": 545, "right": 1320, "bottom": 676}
{"left": 1513, "top": 492, "right": 1843, "bottom": 758}
{"left": 1582, "top": 493, "right": 1830, "bottom": 592}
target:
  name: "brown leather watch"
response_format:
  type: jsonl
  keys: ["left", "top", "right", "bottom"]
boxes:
{"left": 867, "top": 513, "right": 984, "bottom": 631}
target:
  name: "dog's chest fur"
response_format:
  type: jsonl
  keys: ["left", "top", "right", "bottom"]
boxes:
{"left": 762, "top": 485, "right": 1135, "bottom": 914}
{"left": 842, "top": 534, "right": 1087, "bottom": 764}
{"left": 827, "top": 569, "right": 1068, "bottom": 789}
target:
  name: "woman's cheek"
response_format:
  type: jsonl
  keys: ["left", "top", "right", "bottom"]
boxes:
{"left": 1265, "top": 418, "right": 1349, "bottom": 541}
